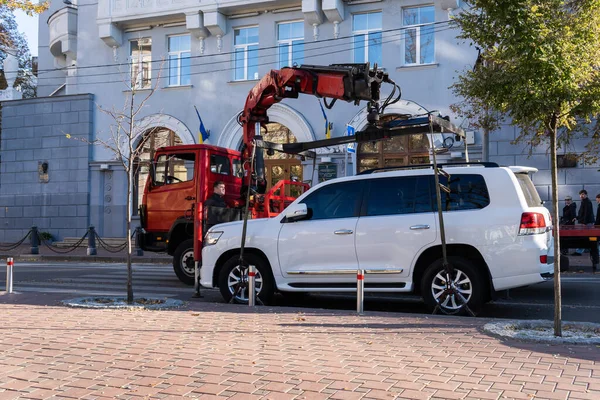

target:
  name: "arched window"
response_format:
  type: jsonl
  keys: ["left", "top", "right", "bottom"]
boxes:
{"left": 357, "top": 115, "right": 430, "bottom": 173}
{"left": 133, "top": 128, "right": 183, "bottom": 215}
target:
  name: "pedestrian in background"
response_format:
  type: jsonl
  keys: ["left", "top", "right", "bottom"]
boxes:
{"left": 561, "top": 195, "right": 577, "bottom": 255}
{"left": 561, "top": 195, "right": 577, "bottom": 225}
{"left": 571, "top": 189, "right": 596, "bottom": 257}
{"left": 596, "top": 194, "right": 600, "bottom": 226}
{"left": 577, "top": 189, "right": 595, "bottom": 225}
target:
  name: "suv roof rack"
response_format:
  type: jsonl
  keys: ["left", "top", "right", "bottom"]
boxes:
{"left": 358, "top": 161, "right": 499, "bottom": 175}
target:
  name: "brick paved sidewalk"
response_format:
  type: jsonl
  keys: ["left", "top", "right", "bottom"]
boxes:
{"left": 0, "top": 292, "right": 599, "bottom": 400}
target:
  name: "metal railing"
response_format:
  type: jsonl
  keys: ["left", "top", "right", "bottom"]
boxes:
{"left": 0, "top": 226, "right": 143, "bottom": 256}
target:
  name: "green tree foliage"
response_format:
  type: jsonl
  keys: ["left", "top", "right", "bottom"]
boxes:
{"left": 451, "top": 0, "right": 600, "bottom": 155}
{"left": 0, "top": 0, "right": 47, "bottom": 16}
{"left": 0, "top": 5, "right": 36, "bottom": 97}
{"left": 451, "top": 0, "right": 600, "bottom": 337}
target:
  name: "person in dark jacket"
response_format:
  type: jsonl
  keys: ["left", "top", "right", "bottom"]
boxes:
{"left": 596, "top": 194, "right": 600, "bottom": 226}
{"left": 577, "top": 189, "right": 595, "bottom": 225}
{"left": 593, "top": 194, "right": 600, "bottom": 273}
{"left": 561, "top": 195, "right": 577, "bottom": 255}
{"left": 204, "top": 181, "right": 227, "bottom": 231}
{"left": 571, "top": 190, "right": 595, "bottom": 256}
{"left": 561, "top": 195, "right": 577, "bottom": 225}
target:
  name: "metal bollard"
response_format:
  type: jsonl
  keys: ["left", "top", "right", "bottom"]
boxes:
{"left": 30, "top": 226, "right": 39, "bottom": 255}
{"left": 87, "top": 226, "right": 97, "bottom": 256}
{"left": 192, "top": 261, "right": 203, "bottom": 298}
{"left": 133, "top": 227, "right": 144, "bottom": 256}
{"left": 6, "top": 257, "right": 14, "bottom": 294}
{"left": 357, "top": 269, "right": 365, "bottom": 315}
{"left": 248, "top": 265, "right": 256, "bottom": 307}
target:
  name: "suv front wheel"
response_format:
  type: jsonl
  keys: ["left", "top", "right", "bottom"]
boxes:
{"left": 218, "top": 254, "right": 274, "bottom": 305}
{"left": 421, "top": 257, "right": 485, "bottom": 315}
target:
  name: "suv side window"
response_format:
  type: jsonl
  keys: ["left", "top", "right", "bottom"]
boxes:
{"left": 364, "top": 177, "right": 432, "bottom": 216}
{"left": 300, "top": 181, "right": 363, "bottom": 220}
{"left": 433, "top": 174, "right": 490, "bottom": 211}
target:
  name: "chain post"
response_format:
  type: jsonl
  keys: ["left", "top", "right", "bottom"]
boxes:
{"left": 357, "top": 269, "right": 365, "bottom": 315}
{"left": 87, "top": 226, "right": 97, "bottom": 256}
{"left": 134, "top": 227, "right": 144, "bottom": 256}
{"left": 192, "top": 261, "right": 203, "bottom": 298}
{"left": 248, "top": 265, "right": 256, "bottom": 307}
{"left": 6, "top": 257, "right": 14, "bottom": 293}
{"left": 30, "top": 226, "right": 39, "bottom": 255}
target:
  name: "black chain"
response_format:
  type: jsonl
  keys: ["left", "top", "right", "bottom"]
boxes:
{"left": 96, "top": 234, "right": 128, "bottom": 253}
{"left": 37, "top": 231, "right": 89, "bottom": 254}
{"left": 0, "top": 230, "right": 33, "bottom": 251}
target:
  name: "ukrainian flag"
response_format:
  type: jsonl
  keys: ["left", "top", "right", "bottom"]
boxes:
{"left": 194, "top": 106, "right": 210, "bottom": 144}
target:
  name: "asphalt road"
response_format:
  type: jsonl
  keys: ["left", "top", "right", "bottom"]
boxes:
{"left": 2, "top": 261, "right": 600, "bottom": 323}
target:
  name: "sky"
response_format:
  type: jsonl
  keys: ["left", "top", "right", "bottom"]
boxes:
{"left": 14, "top": 10, "right": 39, "bottom": 57}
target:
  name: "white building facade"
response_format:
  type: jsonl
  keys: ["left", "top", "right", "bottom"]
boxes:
{"left": 0, "top": 0, "right": 592, "bottom": 239}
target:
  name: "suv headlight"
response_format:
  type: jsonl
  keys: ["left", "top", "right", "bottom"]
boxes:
{"left": 204, "top": 231, "right": 223, "bottom": 246}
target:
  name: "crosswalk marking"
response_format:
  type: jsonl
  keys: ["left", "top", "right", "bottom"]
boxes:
{"left": 1, "top": 262, "right": 196, "bottom": 298}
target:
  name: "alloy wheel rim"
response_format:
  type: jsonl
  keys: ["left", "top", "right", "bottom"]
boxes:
{"left": 431, "top": 268, "right": 473, "bottom": 310}
{"left": 227, "top": 265, "right": 263, "bottom": 302}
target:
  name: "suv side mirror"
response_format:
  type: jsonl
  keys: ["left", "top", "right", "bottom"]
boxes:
{"left": 283, "top": 203, "right": 309, "bottom": 222}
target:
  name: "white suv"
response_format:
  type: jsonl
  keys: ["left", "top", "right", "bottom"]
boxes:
{"left": 201, "top": 163, "right": 554, "bottom": 313}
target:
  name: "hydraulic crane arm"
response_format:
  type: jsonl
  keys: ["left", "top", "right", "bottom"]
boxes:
{"left": 239, "top": 63, "right": 392, "bottom": 194}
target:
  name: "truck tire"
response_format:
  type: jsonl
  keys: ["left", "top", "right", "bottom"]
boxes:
{"left": 421, "top": 257, "right": 485, "bottom": 316}
{"left": 173, "top": 239, "right": 195, "bottom": 285}
{"left": 218, "top": 253, "right": 274, "bottom": 305}
{"left": 560, "top": 254, "right": 569, "bottom": 272}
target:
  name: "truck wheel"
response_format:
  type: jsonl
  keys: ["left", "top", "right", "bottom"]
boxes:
{"left": 421, "top": 257, "right": 485, "bottom": 316}
{"left": 218, "top": 253, "right": 274, "bottom": 305}
{"left": 173, "top": 239, "right": 195, "bottom": 285}
{"left": 560, "top": 254, "right": 569, "bottom": 272}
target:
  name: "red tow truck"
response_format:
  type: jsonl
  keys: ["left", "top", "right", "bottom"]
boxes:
{"left": 559, "top": 225, "right": 600, "bottom": 271}
{"left": 138, "top": 143, "right": 307, "bottom": 284}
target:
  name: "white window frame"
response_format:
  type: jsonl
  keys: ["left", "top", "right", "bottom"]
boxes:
{"left": 277, "top": 20, "right": 304, "bottom": 69}
{"left": 167, "top": 34, "right": 191, "bottom": 87}
{"left": 233, "top": 26, "right": 259, "bottom": 81}
{"left": 352, "top": 11, "right": 382, "bottom": 65}
{"left": 402, "top": 5, "right": 436, "bottom": 66}
{"left": 130, "top": 38, "right": 152, "bottom": 89}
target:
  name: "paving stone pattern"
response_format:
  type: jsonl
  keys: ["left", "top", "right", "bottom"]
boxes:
{"left": 0, "top": 294, "right": 599, "bottom": 399}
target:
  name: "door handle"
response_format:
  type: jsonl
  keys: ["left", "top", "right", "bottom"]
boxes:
{"left": 185, "top": 196, "right": 196, "bottom": 201}
{"left": 410, "top": 224, "right": 430, "bottom": 230}
{"left": 334, "top": 229, "right": 354, "bottom": 235}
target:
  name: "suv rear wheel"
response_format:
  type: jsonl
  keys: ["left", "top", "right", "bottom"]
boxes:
{"left": 173, "top": 239, "right": 195, "bottom": 285}
{"left": 218, "top": 254, "right": 274, "bottom": 305}
{"left": 421, "top": 257, "right": 485, "bottom": 315}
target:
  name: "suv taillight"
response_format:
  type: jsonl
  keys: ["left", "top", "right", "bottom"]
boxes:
{"left": 518, "top": 212, "right": 547, "bottom": 235}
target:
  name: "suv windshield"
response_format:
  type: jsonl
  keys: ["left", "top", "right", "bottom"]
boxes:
{"left": 515, "top": 173, "right": 542, "bottom": 207}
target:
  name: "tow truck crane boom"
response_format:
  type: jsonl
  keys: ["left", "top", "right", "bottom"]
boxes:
{"left": 239, "top": 63, "right": 393, "bottom": 194}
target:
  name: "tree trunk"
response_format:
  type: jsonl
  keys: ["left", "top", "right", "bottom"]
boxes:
{"left": 550, "top": 113, "right": 561, "bottom": 337}
{"left": 126, "top": 165, "right": 133, "bottom": 304}
{"left": 126, "top": 84, "right": 136, "bottom": 305}
{"left": 483, "top": 106, "right": 490, "bottom": 162}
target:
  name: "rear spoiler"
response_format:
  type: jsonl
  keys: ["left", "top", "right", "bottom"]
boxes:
{"left": 508, "top": 166, "right": 538, "bottom": 174}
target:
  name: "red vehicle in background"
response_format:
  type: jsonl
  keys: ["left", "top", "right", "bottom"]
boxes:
{"left": 138, "top": 143, "right": 307, "bottom": 284}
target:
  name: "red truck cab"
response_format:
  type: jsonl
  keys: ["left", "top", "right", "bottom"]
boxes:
{"left": 139, "top": 144, "right": 243, "bottom": 284}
